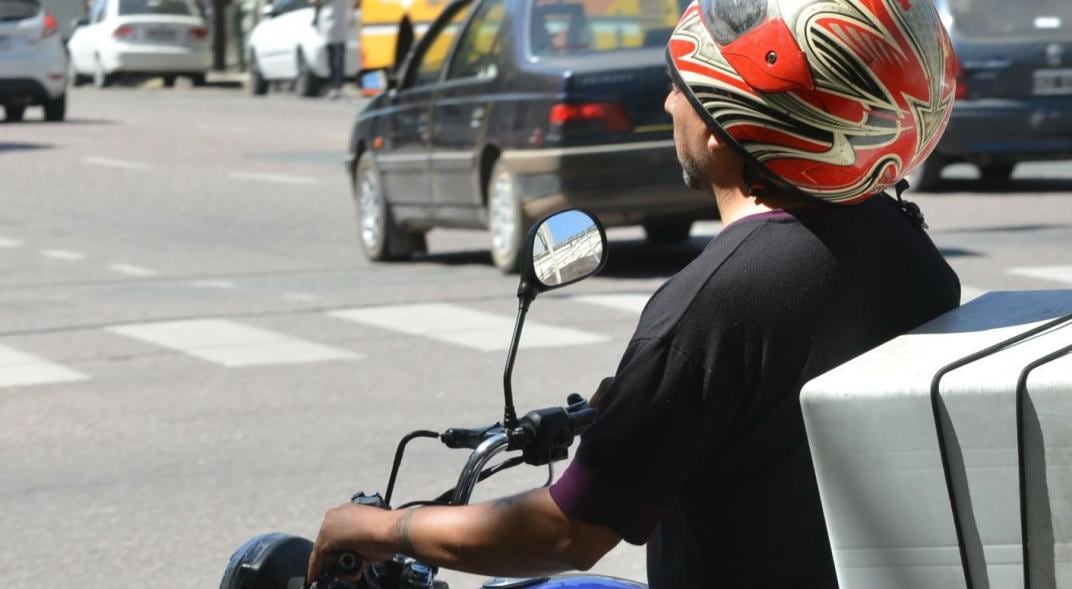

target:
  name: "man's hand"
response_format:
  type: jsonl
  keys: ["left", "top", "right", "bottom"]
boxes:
{"left": 306, "top": 503, "right": 394, "bottom": 584}
{"left": 305, "top": 489, "right": 620, "bottom": 584}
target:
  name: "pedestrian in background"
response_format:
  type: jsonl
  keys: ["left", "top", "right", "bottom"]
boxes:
{"left": 313, "top": 0, "right": 350, "bottom": 99}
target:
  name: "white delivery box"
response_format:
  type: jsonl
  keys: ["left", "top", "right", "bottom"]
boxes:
{"left": 801, "top": 290, "right": 1072, "bottom": 589}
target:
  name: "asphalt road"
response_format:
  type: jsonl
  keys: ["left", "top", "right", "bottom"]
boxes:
{"left": 1, "top": 86, "right": 1071, "bottom": 589}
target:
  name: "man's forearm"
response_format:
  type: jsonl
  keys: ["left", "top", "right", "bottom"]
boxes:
{"left": 363, "top": 488, "right": 619, "bottom": 577}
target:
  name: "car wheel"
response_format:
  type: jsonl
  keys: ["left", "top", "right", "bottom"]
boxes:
{"left": 250, "top": 54, "right": 269, "bottom": 96}
{"left": 68, "top": 60, "right": 87, "bottom": 87}
{"left": 189, "top": 73, "right": 206, "bottom": 87}
{"left": 43, "top": 94, "right": 66, "bottom": 122}
{"left": 906, "top": 155, "right": 945, "bottom": 193}
{"left": 294, "top": 51, "right": 320, "bottom": 98}
{"left": 162, "top": 75, "right": 177, "bottom": 87}
{"left": 354, "top": 152, "right": 425, "bottom": 261}
{"left": 979, "top": 163, "right": 1015, "bottom": 183}
{"left": 4, "top": 105, "right": 26, "bottom": 122}
{"left": 643, "top": 220, "right": 692, "bottom": 244}
{"left": 487, "top": 159, "right": 529, "bottom": 274}
{"left": 93, "top": 57, "right": 112, "bottom": 88}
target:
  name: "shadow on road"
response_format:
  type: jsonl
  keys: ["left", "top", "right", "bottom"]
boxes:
{"left": 0, "top": 142, "right": 53, "bottom": 152}
{"left": 413, "top": 237, "right": 706, "bottom": 280}
{"left": 919, "top": 177, "right": 1072, "bottom": 194}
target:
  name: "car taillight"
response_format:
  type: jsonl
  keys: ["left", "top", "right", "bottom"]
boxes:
{"left": 188, "top": 26, "right": 209, "bottom": 41}
{"left": 954, "top": 58, "right": 968, "bottom": 100}
{"left": 549, "top": 102, "right": 632, "bottom": 133}
{"left": 113, "top": 24, "right": 137, "bottom": 40}
{"left": 41, "top": 10, "right": 58, "bottom": 38}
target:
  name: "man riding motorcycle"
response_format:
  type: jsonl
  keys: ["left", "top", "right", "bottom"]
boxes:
{"left": 307, "top": 0, "right": 962, "bottom": 586}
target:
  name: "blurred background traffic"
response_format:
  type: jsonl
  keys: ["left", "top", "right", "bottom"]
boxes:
{"left": 2, "top": 0, "right": 1071, "bottom": 587}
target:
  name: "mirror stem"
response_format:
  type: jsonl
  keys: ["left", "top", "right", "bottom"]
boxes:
{"left": 503, "top": 289, "right": 534, "bottom": 430}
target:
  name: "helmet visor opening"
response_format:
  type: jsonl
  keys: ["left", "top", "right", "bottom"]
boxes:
{"left": 700, "top": 0, "right": 768, "bottom": 46}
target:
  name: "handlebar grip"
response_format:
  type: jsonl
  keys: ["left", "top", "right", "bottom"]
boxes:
{"left": 568, "top": 407, "right": 597, "bottom": 434}
{"left": 334, "top": 551, "right": 362, "bottom": 575}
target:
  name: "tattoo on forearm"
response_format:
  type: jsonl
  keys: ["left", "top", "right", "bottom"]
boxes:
{"left": 396, "top": 509, "right": 416, "bottom": 556}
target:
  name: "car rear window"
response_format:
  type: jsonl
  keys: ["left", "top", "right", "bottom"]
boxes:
{"left": 0, "top": 0, "right": 40, "bottom": 21}
{"left": 529, "top": 0, "right": 689, "bottom": 56}
{"left": 950, "top": 0, "right": 1072, "bottom": 38}
{"left": 119, "top": 0, "right": 195, "bottom": 16}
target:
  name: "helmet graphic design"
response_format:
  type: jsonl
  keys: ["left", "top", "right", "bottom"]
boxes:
{"left": 667, "top": 0, "right": 957, "bottom": 203}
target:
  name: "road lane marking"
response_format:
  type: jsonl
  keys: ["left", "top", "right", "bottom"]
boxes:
{"left": 0, "top": 344, "right": 88, "bottom": 388}
{"left": 108, "top": 319, "right": 360, "bottom": 367}
{"left": 40, "top": 249, "right": 86, "bottom": 261}
{"left": 230, "top": 172, "right": 318, "bottom": 185}
{"left": 109, "top": 264, "right": 159, "bottom": 277}
{"left": 0, "top": 237, "right": 23, "bottom": 248}
{"left": 283, "top": 293, "right": 318, "bottom": 303}
{"left": 83, "top": 157, "right": 153, "bottom": 171}
{"left": 1008, "top": 266, "right": 1072, "bottom": 286}
{"left": 190, "top": 280, "right": 236, "bottom": 289}
{"left": 960, "top": 286, "right": 988, "bottom": 304}
{"left": 329, "top": 303, "right": 609, "bottom": 352}
{"left": 573, "top": 293, "right": 651, "bottom": 315}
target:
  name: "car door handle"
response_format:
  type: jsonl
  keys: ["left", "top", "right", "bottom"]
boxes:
{"left": 470, "top": 106, "right": 485, "bottom": 129}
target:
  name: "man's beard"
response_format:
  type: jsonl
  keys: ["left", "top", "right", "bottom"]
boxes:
{"left": 680, "top": 154, "right": 707, "bottom": 191}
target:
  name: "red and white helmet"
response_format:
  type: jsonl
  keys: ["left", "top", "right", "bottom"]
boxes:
{"left": 667, "top": 0, "right": 957, "bottom": 204}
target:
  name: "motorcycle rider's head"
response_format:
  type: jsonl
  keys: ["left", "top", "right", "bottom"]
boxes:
{"left": 664, "top": 0, "right": 957, "bottom": 204}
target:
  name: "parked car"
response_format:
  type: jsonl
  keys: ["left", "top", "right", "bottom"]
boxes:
{"left": 0, "top": 0, "right": 67, "bottom": 121}
{"left": 246, "top": 0, "right": 359, "bottom": 97}
{"left": 66, "top": 0, "right": 210, "bottom": 88}
{"left": 345, "top": 0, "right": 709, "bottom": 272}
{"left": 911, "top": 0, "right": 1072, "bottom": 189}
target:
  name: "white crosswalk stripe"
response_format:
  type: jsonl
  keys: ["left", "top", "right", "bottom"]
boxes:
{"left": 329, "top": 303, "right": 609, "bottom": 352}
{"left": 107, "top": 319, "right": 360, "bottom": 367}
{"left": 0, "top": 344, "right": 88, "bottom": 388}
{"left": 573, "top": 293, "right": 651, "bottom": 314}
{"left": 1008, "top": 266, "right": 1072, "bottom": 286}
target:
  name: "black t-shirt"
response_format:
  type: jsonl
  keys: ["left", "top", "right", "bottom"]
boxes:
{"left": 549, "top": 196, "right": 961, "bottom": 589}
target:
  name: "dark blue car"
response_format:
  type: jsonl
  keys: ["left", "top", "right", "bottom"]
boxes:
{"left": 345, "top": 0, "right": 709, "bottom": 272}
{"left": 911, "top": 0, "right": 1072, "bottom": 189}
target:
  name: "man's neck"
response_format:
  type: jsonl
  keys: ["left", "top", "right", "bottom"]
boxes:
{"left": 712, "top": 183, "right": 776, "bottom": 227}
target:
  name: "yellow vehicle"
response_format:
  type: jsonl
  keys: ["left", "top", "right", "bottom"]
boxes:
{"left": 358, "top": 0, "right": 678, "bottom": 94}
{"left": 358, "top": 0, "right": 449, "bottom": 92}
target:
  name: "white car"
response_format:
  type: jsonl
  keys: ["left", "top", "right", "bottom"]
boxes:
{"left": 246, "top": 0, "right": 358, "bottom": 97}
{"left": 0, "top": 0, "right": 67, "bottom": 121}
{"left": 67, "top": 0, "right": 210, "bottom": 88}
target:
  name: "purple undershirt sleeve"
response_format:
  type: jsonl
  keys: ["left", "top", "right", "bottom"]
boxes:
{"left": 548, "top": 459, "right": 663, "bottom": 545}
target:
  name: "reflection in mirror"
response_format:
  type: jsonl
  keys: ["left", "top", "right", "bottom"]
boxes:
{"left": 531, "top": 210, "right": 605, "bottom": 288}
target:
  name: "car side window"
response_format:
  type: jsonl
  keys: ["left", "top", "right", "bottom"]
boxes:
{"left": 90, "top": 0, "right": 107, "bottom": 23}
{"left": 446, "top": 0, "right": 505, "bottom": 81}
{"left": 412, "top": 6, "right": 472, "bottom": 87}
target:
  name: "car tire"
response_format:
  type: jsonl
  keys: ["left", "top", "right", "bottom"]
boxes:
{"left": 487, "top": 159, "right": 529, "bottom": 274}
{"left": 93, "top": 57, "right": 112, "bottom": 88}
{"left": 250, "top": 54, "right": 269, "bottom": 96}
{"left": 979, "top": 163, "right": 1015, "bottom": 183}
{"left": 353, "top": 152, "right": 425, "bottom": 261}
{"left": 643, "top": 220, "right": 692, "bottom": 244}
{"left": 189, "top": 73, "right": 206, "bottom": 87}
{"left": 4, "top": 105, "right": 26, "bottom": 122}
{"left": 163, "top": 75, "right": 177, "bottom": 87}
{"left": 68, "top": 60, "right": 88, "bottom": 87}
{"left": 906, "top": 155, "right": 945, "bottom": 192}
{"left": 43, "top": 94, "right": 66, "bottom": 122}
{"left": 294, "top": 51, "right": 320, "bottom": 98}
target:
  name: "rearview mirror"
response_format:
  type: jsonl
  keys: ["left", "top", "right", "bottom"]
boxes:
{"left": 521, "top": 209, "right": 607, "bottom": 295}
{"left": 359, "top": 69, "right": 394, "bottom": 93}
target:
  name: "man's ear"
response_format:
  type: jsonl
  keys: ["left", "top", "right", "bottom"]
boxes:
{"left": 706, "top": 131, "right": 725, "bottom": 154}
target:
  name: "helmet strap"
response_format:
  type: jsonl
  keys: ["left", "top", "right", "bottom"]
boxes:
{"left": 894, "top": 178, "right": 929, "bottom": 230}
